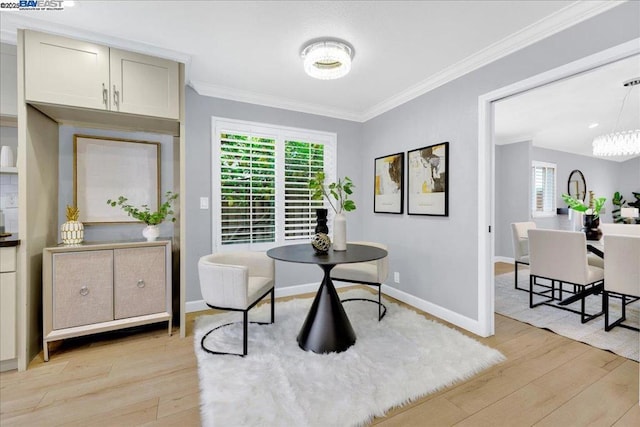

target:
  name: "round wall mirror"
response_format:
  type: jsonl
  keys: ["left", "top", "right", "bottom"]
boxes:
{"left": 567, "top": 169, "right": 586, "bottom": 201}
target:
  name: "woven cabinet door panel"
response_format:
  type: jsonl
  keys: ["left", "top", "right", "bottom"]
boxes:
{"left": 113, "top": 246, "right": 166, "bottom": 319}
{"left": 53, "top": 250, "right": 114, "bottom": 330}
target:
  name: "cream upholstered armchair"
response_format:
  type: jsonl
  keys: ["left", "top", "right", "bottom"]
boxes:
{"left": 528, "top": 229, "right": 604, "bottom": 323}
{"left": 511, "top": 222, "right": 536, "bottom": 291}
{"left": 603, "top": 235, "right": 640, "bottom": 332}
{"left": 198, "top": 252, "right": 275, "bottom": 356}
{"left": 330, "top": 241, "right": 389, "bottom": 320}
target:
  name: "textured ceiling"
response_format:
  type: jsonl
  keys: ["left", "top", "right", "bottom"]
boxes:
{"left": 495, "top": 54, "right": 640, "bottom": 162}
{"left": 0, "top": 0, "right": 619, "bottom": 121}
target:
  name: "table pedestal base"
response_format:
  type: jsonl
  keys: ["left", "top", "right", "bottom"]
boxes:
{"left": 297, "top": 264, "right": 356, "bottom": 353}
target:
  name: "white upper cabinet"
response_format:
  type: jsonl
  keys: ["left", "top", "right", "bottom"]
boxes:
{"left": 25, "top": 31, "right": 110, "bottom": 111}
{"left": 110, "top": 48, "right": 179, "bottom": 119}
{"left": 24, "top": 31, "right": 179, "bottom": 120}
{"left": 0, "top": 43, "right": 18, "bottom": 117}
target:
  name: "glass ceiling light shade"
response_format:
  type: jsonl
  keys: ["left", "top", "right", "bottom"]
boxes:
{"left": 592, "top": 77, "right": 640, "bottom": 157}
{"left": 592, "top": 130, "right": 640, "bottom": 156}
{"left": 301, "top": 40, "right": 353, "bottom": 80}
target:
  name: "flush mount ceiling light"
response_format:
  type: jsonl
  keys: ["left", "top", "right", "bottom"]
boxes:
{"left": 592, "top": 77, "right": 640, "bottom": 157}
{"left": 301, "top": 40, "right": 353, "bottom": 80}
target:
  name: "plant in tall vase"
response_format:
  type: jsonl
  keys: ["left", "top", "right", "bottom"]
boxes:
{"left": 562, "top": 191, "right": 606, "bottom": 241}
{"left": 309, "top": 172, "right": 356, "bottom": 251}
{"left": 107, "top": 191, "right": 178, "bottom": 241}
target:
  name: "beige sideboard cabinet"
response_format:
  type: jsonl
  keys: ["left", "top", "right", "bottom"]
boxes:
{"left": 42, "top": 240, "right": 172, "bottom": 361}
{"left": 24, "top": 30, "right": 179, "bottom": 120}
{"left": 0, "top": 244, "right": 18, "bottom": 371}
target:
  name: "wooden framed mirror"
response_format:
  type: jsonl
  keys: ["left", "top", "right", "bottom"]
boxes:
{"left": 567, "top": 169, "right": 586, "bottom": 201}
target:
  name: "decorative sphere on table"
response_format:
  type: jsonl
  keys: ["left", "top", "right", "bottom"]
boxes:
{"left": 311, "top": 233, "right": 331, "bottom": 254}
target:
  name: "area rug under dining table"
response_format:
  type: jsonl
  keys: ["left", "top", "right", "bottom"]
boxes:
{"left": 194, "top": 289, "right": 504, "bottom": 426}
{"left": 495, "top": 271, "right": 639, "bottom": 362}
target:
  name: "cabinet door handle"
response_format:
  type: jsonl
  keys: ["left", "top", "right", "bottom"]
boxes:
{"left": 137, "top": 279, "right": 145, "bottom": 288}
{"left": 79, "top": 286, "right": 90, "bottom": 296}
{"left": 102, "top": 83, "right": 108, "bottom": 108}
{"left": 113, "top": 85, "right": 120, "bottom": 109}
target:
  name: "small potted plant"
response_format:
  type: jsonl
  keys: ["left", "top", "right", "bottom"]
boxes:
{"left": 107, "top": 191, "right": 178, "bottom": 241}
{"left": 309, "top": 172, "right": 356, "bottom": 251}
{"left": 562, "top": 191, "right": 606, "bottom": 240}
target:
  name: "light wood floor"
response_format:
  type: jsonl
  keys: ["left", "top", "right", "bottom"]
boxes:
{"left": 1, "top": 263, "right": 638, "bottom": 426}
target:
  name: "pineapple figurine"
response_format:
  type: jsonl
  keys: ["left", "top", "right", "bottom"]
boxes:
{"left": 60, "top": 205, "right": 84, "bottom": 245}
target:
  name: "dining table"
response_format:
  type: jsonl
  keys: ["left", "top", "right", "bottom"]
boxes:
{"left": 266, "top": 243, "right": 387, "bottom": 354}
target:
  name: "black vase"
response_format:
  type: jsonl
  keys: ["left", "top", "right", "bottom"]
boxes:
{"left": 315, "top": 208, "right": 329, "bottom": 234}
{"left": 581, "top": 214, "right": 602, "bottom": 241}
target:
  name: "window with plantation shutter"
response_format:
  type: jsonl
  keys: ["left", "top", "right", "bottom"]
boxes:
{"left": 212, "top": 118, "right": 336, "bottom": 251}
{"left": 284, "top": 140, "right": 326, "bottom": 240}
{"left": 531, "top": 161, "right": 556, "bottom": 217}
{"left": 219, "top": 133, "right": 276, "bottom": 246}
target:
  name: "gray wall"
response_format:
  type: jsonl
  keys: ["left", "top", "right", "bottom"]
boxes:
{"left": 58, "top": 125, "right": 175, "bottom": 241}
{"left": 616, "top": 157, "right": 640, "bottom": 208}
{"left": 495, "top": 141, "right": 531, "bottom": 258}
{"left": 185, "top": 88, "right": 363, "bottom": 301}
{"left": 533, "top": 146, "right": 622, "bottom": 224}
{"left": 180, "top": 2, "right": 639, "bottom": 320}
{"left": 359, "top": 2, "right": 640, "bottom": 320}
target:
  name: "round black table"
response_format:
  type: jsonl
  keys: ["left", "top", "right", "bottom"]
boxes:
{"left": 267, "top": 243, "right": 387, "bottom": 354}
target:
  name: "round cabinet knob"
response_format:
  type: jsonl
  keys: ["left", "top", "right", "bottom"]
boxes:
{"left": 79, "top": 286, "right": 90, "bottom": 296}
{"left": 137, "top": 279, "right": 145, "bottom": 288}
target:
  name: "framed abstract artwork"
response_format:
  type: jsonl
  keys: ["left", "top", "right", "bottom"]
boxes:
{"left": 74, "top": 135, "right": 160, "bottom": 224}
{"left": 407, "top": 142, "right": 449, "bottom": 216}
{"left": 374, "top": 152, "right": 404, "bottom": 214}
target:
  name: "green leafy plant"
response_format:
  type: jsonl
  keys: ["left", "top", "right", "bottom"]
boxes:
{"left": 562, "top": 190, "right": 606, "bottom": 219}
{"left": 309, "top": 172, "right": 356, "bottom": 214}
{"left": 107, "top": 191, "right": 178, "bottom": 225}
{"left": 612, "top": 191, "right": 626, "bottom": 223}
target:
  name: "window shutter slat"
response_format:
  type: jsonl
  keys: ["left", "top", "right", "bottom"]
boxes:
{"left": 284, "top": 140, "right": 325, "bottom": 240}
{"left": 531, "top": 162, "right": 556, "bottom": 217}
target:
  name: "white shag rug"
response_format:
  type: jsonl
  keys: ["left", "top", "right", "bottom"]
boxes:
{"left": 195, "top": 289, "right": 505, "bottom": 427}
{"left": 495, "top": 271, "right": 639, "bottom": 361}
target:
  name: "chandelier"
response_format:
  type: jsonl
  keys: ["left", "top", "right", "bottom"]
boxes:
{"left": 592, "top": 77, "right": 640, "bottom": 157}
{"left": 301, "top": 40, "right": 353, "bottom": 80}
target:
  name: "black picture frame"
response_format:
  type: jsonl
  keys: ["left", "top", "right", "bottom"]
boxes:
{"left": 374, "top": 152, "right": 404, "bottom": 214}
{"left": 407, "top": 142, "right": 449, "bottom": 216}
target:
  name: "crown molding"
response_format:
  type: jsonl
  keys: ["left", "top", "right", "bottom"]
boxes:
{"left": 0, "top": 13, "right": 192, "bottom": 73}
{"left": 360, "top": 0, "right": 626, "bottom": 122}
{"left": 0, "top": 1, "right": 625, "bottom": 123}
{"left": 190, "top": 80, "right": 363, "bottom": 122}
{"left": 193, "top": 0, "right": 625, "bottom": 123}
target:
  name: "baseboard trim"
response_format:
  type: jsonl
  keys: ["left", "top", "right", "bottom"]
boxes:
{"left": 494, "top": 256, "right": 514, "bottom": 264}
{"left": 0, "top": 358, "right": 17, "bottom": 372}
{"left": 381, "top": 284, "right": 486, "bottom": 336}
{"left": 186, "top": 282, "right": 485, "bottom": 336}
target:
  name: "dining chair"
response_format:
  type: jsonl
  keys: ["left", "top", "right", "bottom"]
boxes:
{"left": 587, "top": 224, "right": 640, "bottom": 269}
{"left": 603, "top": 235, "right": 640, "bottom": 332}
{"left": 330, "top": 241, "right": 389, "bottom": 320}
{"left": 198, "top": 251, "right": 275, "bottom": 356}
{"left": 511, "top": 222, "right": 536, "bottom": 291}
{"left": 600, "top": 223, "right": 640, "bottom": 236}
{"left": 528, "top": 229, "right": 604, "bottom": 323}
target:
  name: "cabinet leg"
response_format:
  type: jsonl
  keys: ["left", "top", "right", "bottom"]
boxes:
{"left": 168, "top": 317, "right": 173, "bottom": 336}
{"left": 43, "top": 341, "right": 49, "bottom": 362}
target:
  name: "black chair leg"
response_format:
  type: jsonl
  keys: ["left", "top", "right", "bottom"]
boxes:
{"left": 515, "top": 261, "right": 519, "bottom": 289}
{"left": 270, "top": 287, "right": 275, "bottom": 324}
{"left": 242, "top": 311, "right": 248, "bottom": 356}
{"left": 604, "top": 291, "right": 610, "bottom": 330}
